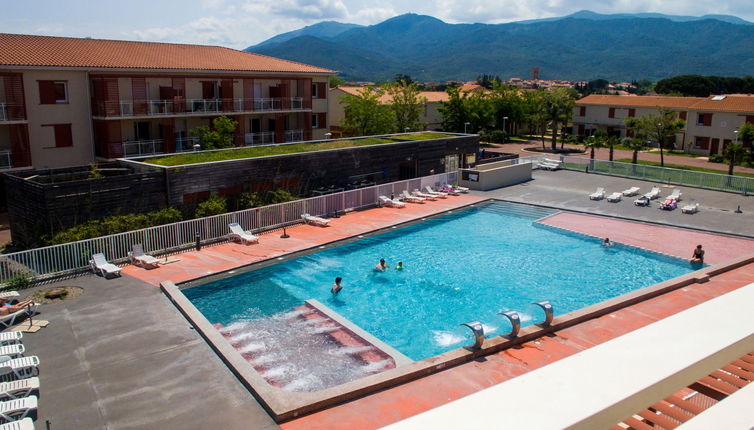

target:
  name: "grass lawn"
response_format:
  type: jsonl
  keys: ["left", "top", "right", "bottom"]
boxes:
{"left": 615, "top": 159, "right": 754, "bottom": 178}
{"left": 394, "top": 132, "right": 454, "bottom": 140}
{"left": 644, "top": 149, "right": 701, "bottom": 158}
{"left": 145, "top": 137, "right": 396, "bottom": 166}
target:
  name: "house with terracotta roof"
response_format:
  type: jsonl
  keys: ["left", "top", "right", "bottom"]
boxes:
{"left": 574, "top": 94, "right": 754, "bottom": 155}
{"left": 0, "top": 33, "right": 334, "bottom": 170}
{"left": 328, "top": 86, "right": 450, "bottom": 137}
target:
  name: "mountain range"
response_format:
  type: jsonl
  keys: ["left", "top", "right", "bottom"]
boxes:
{"left": 246, "top": 11, "right": 754, "bottom": 82}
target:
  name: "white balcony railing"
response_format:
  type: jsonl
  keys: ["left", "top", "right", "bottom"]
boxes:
{"left": 0, "top": 103, "right": 25, "bottom": 122}
{"left": 176, "top": 136, "right": 200, "bottom": 152}
{"left": 244, "top": 132, "right": 275, "bottom": 146}
{"left": 122, "top": 139, "right": 164, "bottom": 158}
{"left": 96, "top": 97, "right": 306, "bottom": 117}
{"left": 0, "top": 104, "right": 7, "bottom": 122}
{"left": 284, "top": 129, "right": 304, "bottom": 142}
{"left": 0, "top": 150, "right": 12, "bottom": 170}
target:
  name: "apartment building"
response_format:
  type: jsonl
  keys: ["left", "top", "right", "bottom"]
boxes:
{"left": 573, "top": 94, "right": 754, "bottom": 155}
{"left": 328, "top": 86, "right": 448, "bottom": 137}
{"left": 0, "top": 33, "right": 334, "bottom": 170}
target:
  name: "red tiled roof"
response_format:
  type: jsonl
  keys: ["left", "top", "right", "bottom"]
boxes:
{"left": 334, "top": 86, "right": 449, "bottom": 103}
{"left": 577, "top": 94, "right": 754, "bottom": 113}
{"left": 0, "top": 33, "right": 335, "bottom": 74}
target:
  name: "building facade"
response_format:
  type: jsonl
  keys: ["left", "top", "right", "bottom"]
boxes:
{"left": 0, "top": 33, "right": 334, "bottom": 170}
{"left": 573, "top": 94, "right": 754, "bottom": 155}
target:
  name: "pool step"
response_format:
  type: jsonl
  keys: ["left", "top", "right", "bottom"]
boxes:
{"left": 482, "top": 202, "right": 557, "bottom": 220}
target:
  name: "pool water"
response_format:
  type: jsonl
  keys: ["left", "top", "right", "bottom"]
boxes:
{"left": 185, "top": 202, "right": 695, "bottom": 361}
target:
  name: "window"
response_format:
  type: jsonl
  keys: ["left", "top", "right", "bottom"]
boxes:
{"left": 312, "top": 113, "right": 326, "bottom": 129}
{"left": 608, "top": 107, "right": 615, "bottom": 118}
{"left": 311, "top": 114, "right": 319, "bottom": 128}
{"left": 578, "top": 106, "right": 586, "bottom": 117}
{"left": 311, "top": 83, "right": 318, "bottom": 98}
{"left": 42, "top": 124, "right": 73, "bottom": 148}
{"left": 693, "top": 136, "right": 710, "bottom": 150}
{"left": 312, "top": 82, "right": 327, "bottom": 99}
{"left": 39, "top": 81, "right": 68, "bottom": 104}
{"left": 697, "top": 113, "right": 712, "bottom": 126}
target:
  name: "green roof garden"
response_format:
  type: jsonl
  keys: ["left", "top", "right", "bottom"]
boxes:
{"left": 139, "top": 132, "right": 457, "bottom": 167}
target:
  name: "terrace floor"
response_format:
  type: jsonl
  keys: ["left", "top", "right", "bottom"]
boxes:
{"left": 19, "top": 169, "right": 754, "bottom": 429}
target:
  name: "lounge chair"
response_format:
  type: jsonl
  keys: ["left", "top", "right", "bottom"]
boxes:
{"left": 659, "top": 198, "right": 677, "bottom": 210}
{"left": 539, "top": 158, "right": 563, "bottom": 170}
{"left": 667, "top": 188, "right": 682, "bottom": 201}
{"left": 424, "top": 186, "right": 448, "bottom": 198}
{"left": 0, "top": 347, "right": 23, "bottom": 361}
{"left": 622, "top": 186, "right": 640, "bottom": 196}
{"left": 606, "top": 192, "right": 622, "bottom": 202}
{"left": 128, "top": 244, "right": 160, "bottom": 269}
{"left": 90, "top": 253, "right": 121, "bottom": 278}
{"left": 301, "top": 213, "right": 330, "bottom": 227}
{"left": 589, "top": 187, "right": 605, "bottom": 200}
{"left": 643, "top": 186, "right": 661, "bottom": 200}
{"left": 0, "top": 305, "right": 37, "bottom": 330}
{"left": 412, "top": 189, "right": 437, "bottom": 200}
{"left": 0, "top": 357, "right": 39, "bottom": 383}
{"left": 443, "top": 183, "right": 469, "bottom": 193}
{"left": 682, "top": 200, "right": 700, "bottom": 214}
{"left": 0, "top": 294, "right": 18, "bottom": 301}
{"left": 634, "top": 196, "right": 650, "bottom": 206}
{"left": 0, "top": 396, "right": 37, "bottom": 424}
{"left": 440, "top": 185, "right": 460, "bottom": 196}
{"left": 400, "top": 190, "right": 425, "bottom": 203}
{"left": 0, "top": 417, "right": 34, "bottom": 430}
{"left": 0, "top": 334, "right": 22, "bottom": 347}
{"left": 228, "top": 223, "right": 259, "bottom": 245}
{"left": 0, "top": 378, "right": 38, "bottom": 402}
{"left": 378, "top": 196, "right": 405, "bottom": 208}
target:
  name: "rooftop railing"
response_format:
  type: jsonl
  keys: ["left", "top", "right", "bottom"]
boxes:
{"left": 0, "top": 172, "right": 458, "bottom": 284}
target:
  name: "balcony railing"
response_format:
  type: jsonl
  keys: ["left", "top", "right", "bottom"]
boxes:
{"left": 122, "top": 139, "right": 164, "bottom": 158}
{"left": 0, "top": 150, "right": 12, "bottom": 170}
{"left": 176, "top": 136, "right": 200, "bottom": 152}
{"left": 244, "top": 132, "right": 275, "bottom": 146}
{"left": 284, "top": 129, "right": 304, "bottom": 143}
{"left": 0, "top": 103, "right": 26, "bottom": 122}
{"left": 94, "top": 97, "right": 306, "bottom": 117}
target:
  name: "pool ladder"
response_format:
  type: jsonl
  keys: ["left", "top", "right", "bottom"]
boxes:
{"left": 460, "top": 300, "right": 554, "bottom": 350}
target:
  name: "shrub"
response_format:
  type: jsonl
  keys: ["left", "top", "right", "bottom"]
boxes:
{"left": 265, "top": 189, "right": 298, "bottom": 204}
{"left": 88, "top": 163, "right": 103, "bottom": 179}
{"left": 47, "top": 207, "right": 183, "bottom": 245}
{"left": 479, "top": 129, "right": 508, "bottom": 144}
{"left": 4, "top": 273, "right": 32, "bottom": 291}
{"left": 236, "top": 192, "right": 264, "bottom": 210}
{"left": 194, "top": 195, "right": 228, "bottom": 218}
{"left": 149, "top": 207, "right": 183, "bottom": 225}
{"left": 708, "top": 154, "right": 724, "bottom": 163}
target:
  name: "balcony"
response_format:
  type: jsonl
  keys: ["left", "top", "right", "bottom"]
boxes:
{"left": 176, "top": 137, "right": 200, "bottom": 152}
{"left": 244, "top": 132, "right": 275, "bottom": 146}
{"left": 284, "top": 129, "right": 304, "bottom": 143}
{"left": 0, "top": 103, "right": 26, "bottom": 122}
{"left": 122, "top": 139, "right": 164, "bottom": 158}
{"left": 93, "top": 97, "right": 306, "bottom": 118}
{"left": 0, "top": 150, "right": 12, "bottom": 170}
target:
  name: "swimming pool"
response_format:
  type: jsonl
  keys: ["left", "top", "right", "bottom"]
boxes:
{"left": 185, "top": 201, "right": 695, "bottom": 363}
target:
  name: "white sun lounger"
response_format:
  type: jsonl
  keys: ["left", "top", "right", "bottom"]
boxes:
{"left": 0, "top": 347, "right": 23, "bottom": 361}
{"left": 667, "top": 188, "right": 682, "bottom": 201}
{"left": 379, "top": 196, "right": 405, "bottom": 208}
{"left": 589, "top": 187, "right": 605, "bottom": 200}
{"left": 0, "top": 305, "right": 37, "bottom": 330}
{"left": 443, "top": 183, "right": 469, "bottom": 193}
{"left": 424, "top": 186, "right": 448, "bottom": 198}
{"left": 0, "top": 378, "right": 38, "bottom": 402}
{"left": 643, "top": 186, "right": 661, "bottom": 200}
{"left": 0, "top": 396, "right": 37, "bottom": 424}
{"left": 400, "top": 190, "right": 425, "bottom": 203}
{"left": 128, "top": 244, "right": 160, "bottom": 269}
{"left": 0, "top": 294, "right": 18, "bottom": 301}
{"left": 412, "top": 189, "right": 437, "bottom": 200}
{"left": 622, "top": 186, "right": 640, "bottom": 196}
{"left": 301, "top": 213, "right": 330, "bottom": 227}
{"left": 606, "top": 192, "right": 622, "bottom": 202}
{"left": 228, "top": 223, "right": 259, "bottom": 245}
{"left": 0, "top": 334, "right": 22, "bottom": 347}
{"left": 682, "top": 200, "right": 700, "bottom": 214}
{"left": 0, "top": 357, "right": 39, "bottom": 383}
{"left": 0, "top": 417, "right": 34, "bottom": 430}
{"left": 90, "top": 253, "right": 121, "bottom": 278}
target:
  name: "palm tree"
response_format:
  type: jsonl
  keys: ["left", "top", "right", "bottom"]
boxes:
{"left": 624, "top": 108, "right": 685, "bottom": 167}
{"left": 621, "top": 138, "right": 648, "bottom": 164}
{"left": 583, "top": 135, "right": 603, "bottom": 159}
{"left": 605, "top": 135, "right": 618, "bottom": 161}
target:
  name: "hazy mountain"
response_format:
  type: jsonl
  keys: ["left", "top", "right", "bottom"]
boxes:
{"left": 248, "top": 12, "right": 754, "bottom": 81}
{"left": 518, "top": 10, "right": 753, "bottom": 25}
{"left": 250, "top": 21, "right": 363, "bottom": 49}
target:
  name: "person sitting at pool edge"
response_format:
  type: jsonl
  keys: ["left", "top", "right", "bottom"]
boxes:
{"left": 331, "top": 277, "right": 343, "bottom": 295}
{"left": 374, "top": 258, "right": 388, "bottom": 271}
{"left": 603, "top": 238, "right": 613, "bottom": 247}
{"left": 396, "top": 261, "right": 404, "bottom": 270}
{"left": 690, "top": 245, "right": 705, "bottom": 264}
{"left": 0, "top": 299, "right": 33, "bottom": 316}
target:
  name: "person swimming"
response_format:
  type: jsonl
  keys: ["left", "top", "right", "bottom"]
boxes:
{"left": 374, "top": 258, "right": 388, "bottom": 272}
{"left": 396, "top": 261, "right": 403, "bottom": 270}
{"left": 603, "top": 238, "right": 613, "bottom": 247}
{"left": 331, "top": 277, "right": 343, "bottom": 295}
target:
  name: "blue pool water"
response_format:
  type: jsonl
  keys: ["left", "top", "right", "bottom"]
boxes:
{"left": 185, "top": 202, "right": 695, "bottom": 361}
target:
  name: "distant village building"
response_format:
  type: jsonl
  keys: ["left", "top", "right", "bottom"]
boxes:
{"left": 574, "top": 94, "right": 754, "bottom": 155}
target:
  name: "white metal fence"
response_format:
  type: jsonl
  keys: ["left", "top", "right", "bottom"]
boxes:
{"left": 519, "top": 155, "right": 754, "bottom": 194}
{"left": 0, "top": 172, "right": 458, "bottom": 284}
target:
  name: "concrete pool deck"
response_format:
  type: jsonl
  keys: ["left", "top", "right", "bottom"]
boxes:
{"left": 22, "top": 169, "right": 754, "bottom": 429}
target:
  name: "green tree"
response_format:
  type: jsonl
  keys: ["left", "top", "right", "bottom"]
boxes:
{"left": 624, "top": 108, "right": 685, "bottom": 167}
{"left": 341, "top": 86, "right": 396, "bottom": 137}
{"left": 439, "top": 86, "right": 467, "bottom": 132}
{"left": 621, "top": 137, "right": 648, "bottom": 164}
{"left": 194, "top": 195, "right": 227, "bottom": 218}
{"left": 385, "top": 81, "right": 427, "bottom": 132}
{"left": 329, "top": 75, "right": 345, "bottom": 88}
{"left": 738, "top": 122, "right": 754, "bottom": 148}
{"left": 723, "top": 142, "right": 746, "bottom": 177}
{"left": 464, "top": 90, "right": 494, "bottom": 134}
{"left": 190, "top": 116, "right": 238, "bottom": 149}
{"left": 583, "top": 135, "right": 603, "bottom": 159}
{"left": 542, "top": 88, "right": 576, "bottom": 150}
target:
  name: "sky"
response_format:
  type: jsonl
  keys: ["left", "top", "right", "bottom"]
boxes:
{"left": 3, "top": 0, "right": 752, "bottom": 49}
